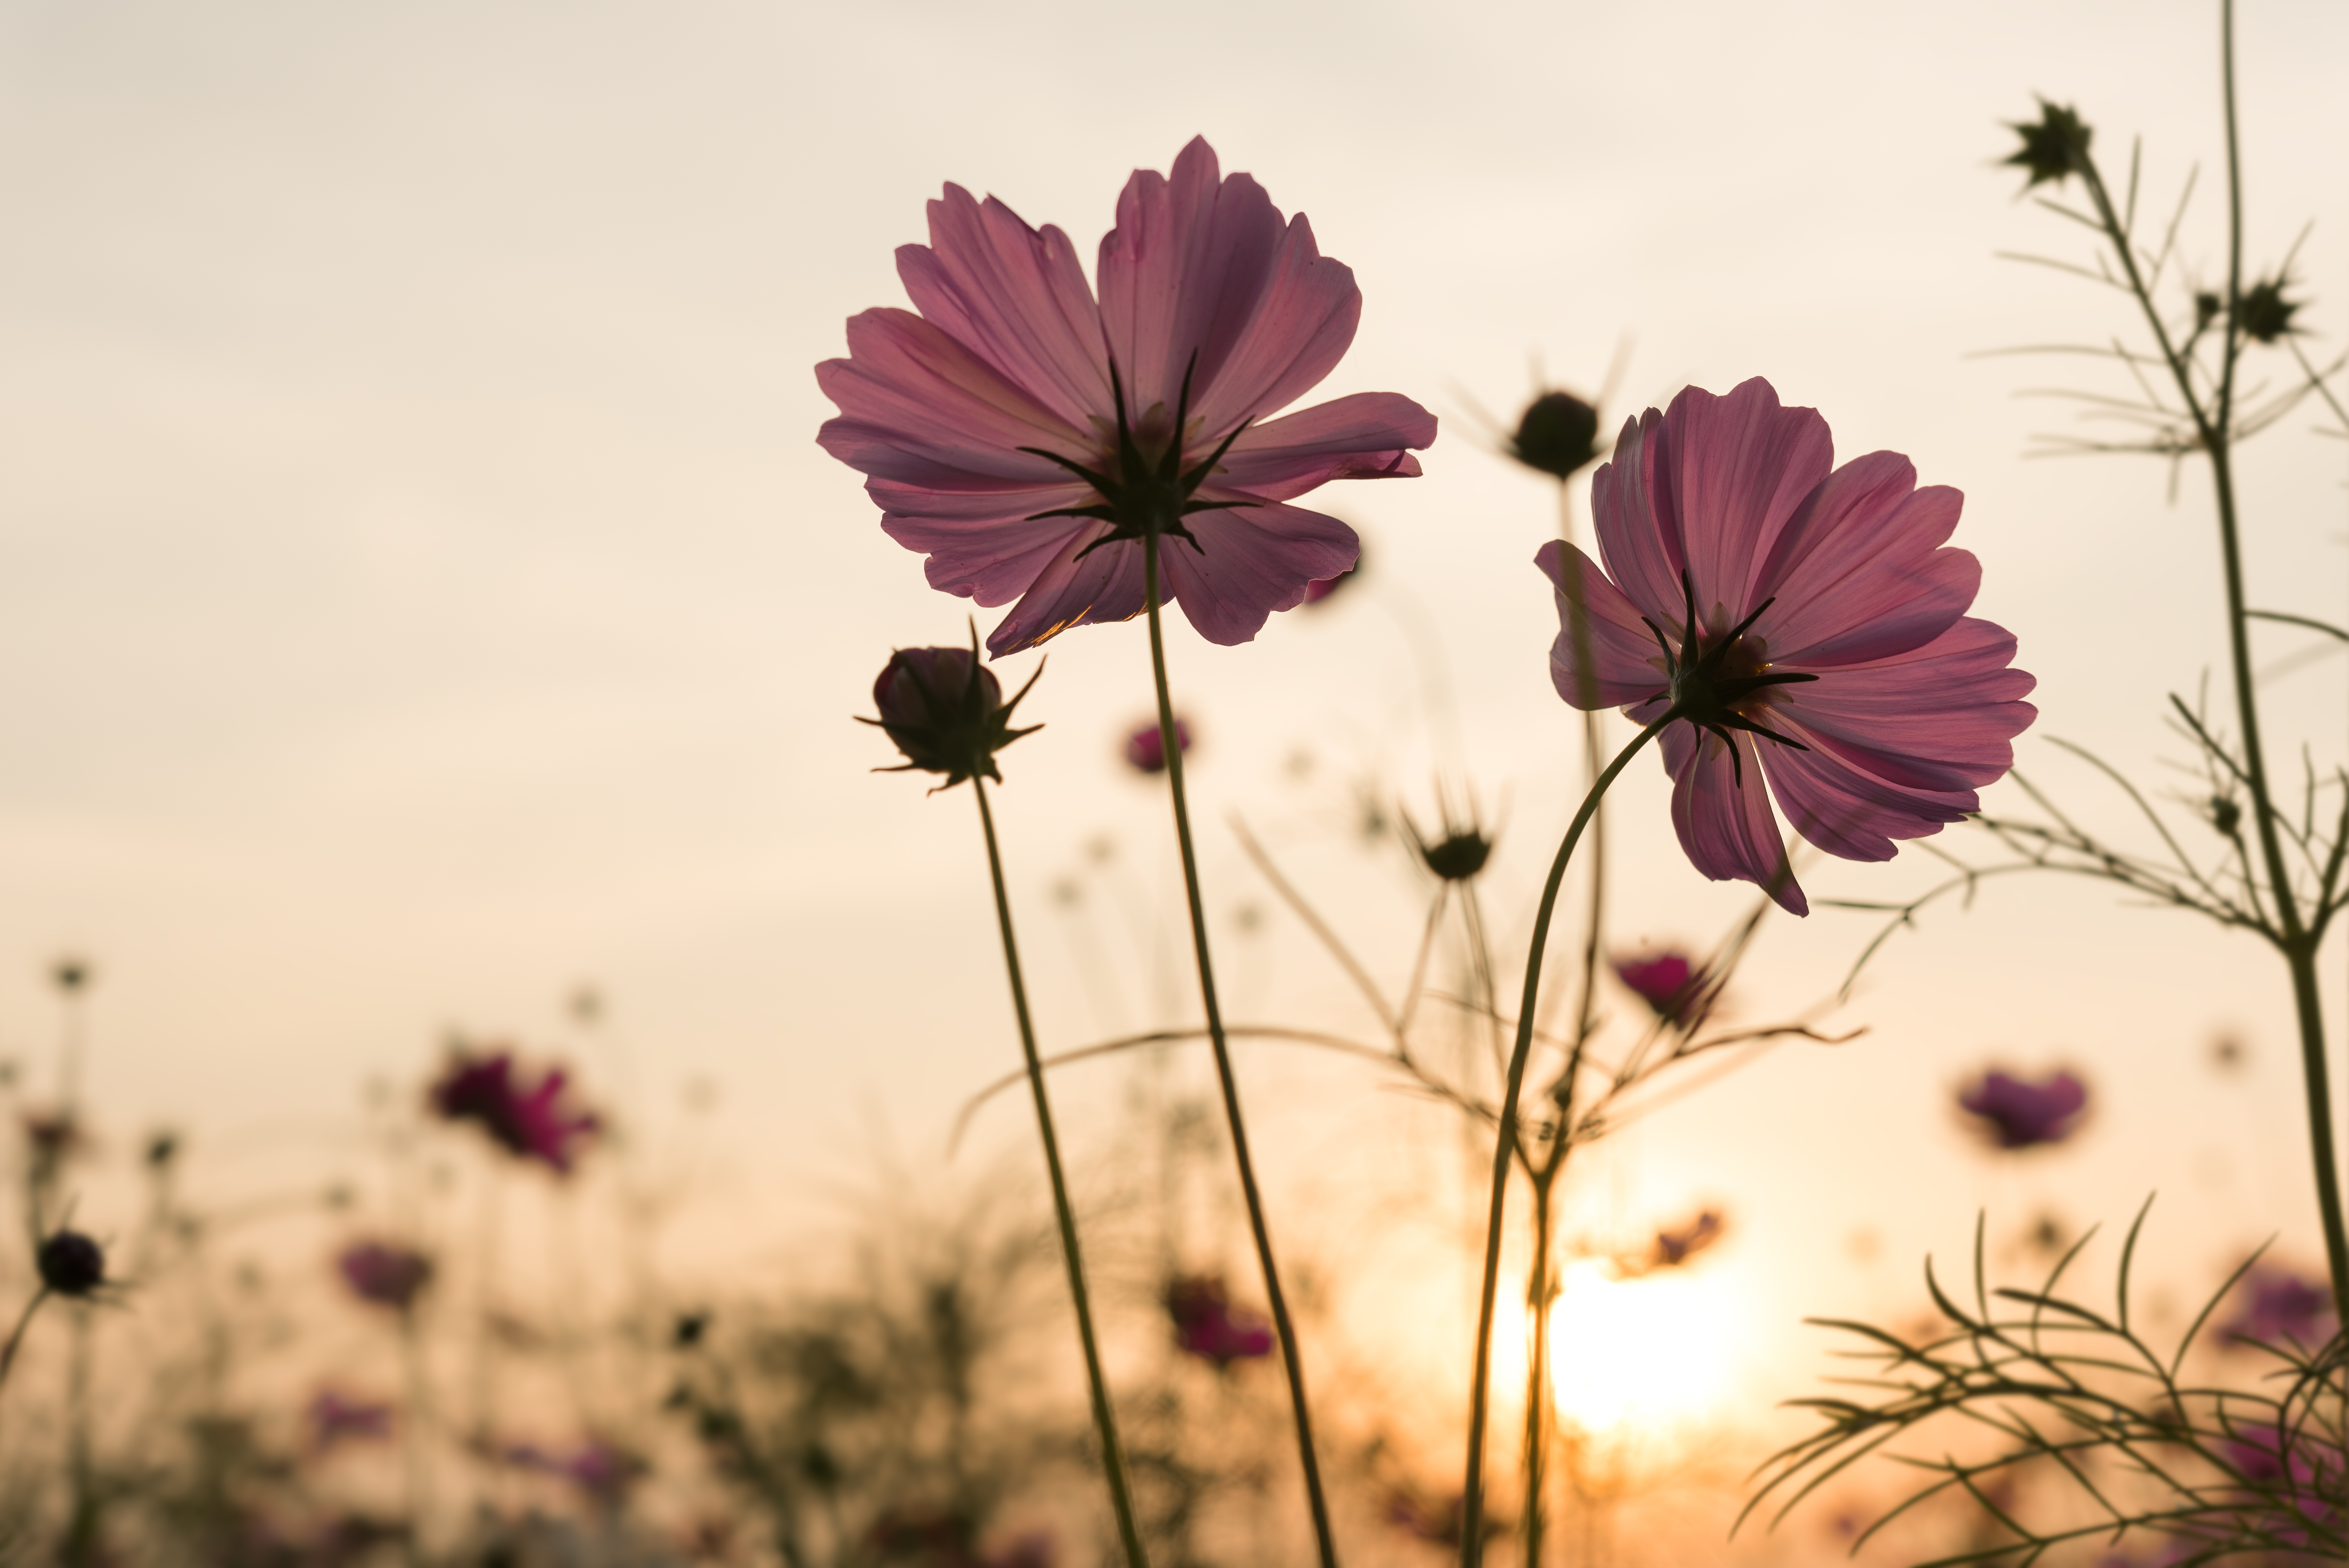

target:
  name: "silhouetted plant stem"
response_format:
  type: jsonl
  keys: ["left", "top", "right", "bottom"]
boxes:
{"left": 2067, "top": 0, "right": 2348, "bottom": 1320}
{"left": 65, "top": 1303, "right": 95, "bottom": 1568}
{"left": 1520, "top": 1177, "right": 1557, "bottom": 1568}
{"left": 969, "top": 773, "right": 1150, "bottom": 1568}
{"left": 1142, "top": 539, "right": 1339, "bottom": 1568}
{"left": 1461, "top": 713, "right": 1670, "bottom": 1568}
{"left": 0, "top": 1287, "right": 47, "bottom": 1395}
{"left": 401, "top": 1305, "right": 430, "bottom": 1568}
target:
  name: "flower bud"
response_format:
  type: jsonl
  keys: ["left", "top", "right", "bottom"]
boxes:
{"left": 864, "top": 635, "right": 1041, "bottom": 790}
{"left": 2234, "top": 276, "right": 2304, "bottom": 345}
{"left": 36, "top": 1230, "right": 105, "bottom": 1297}
{"left": 2004, "top": 100, "right": 2093, "bottom": 190}
{"left": 337, "top": 1239, "right": 434, "bottom": 1311}
{"left": 1123, "top": 717, "right": 1192, "bottom": 775}
{"left": 1510, "top": 390, "right": 1600, "bottom": 481}
{"left": 1613, "top": 950, "right": 1707, "bottom": 1027}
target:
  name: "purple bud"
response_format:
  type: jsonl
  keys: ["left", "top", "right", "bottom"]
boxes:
{"left": 1164, "top": 1275, "right": 1271, "bottom": 1366}
{"left": 1123, "top": 717, "right": 1192, "bottom": 775}
{"left": 864, "top": 640, "right": 1040, "bottom": 789}
{"left": 337, "top": 1240, "right": 434, "bottom": 1312}
{"left": 1613, "top": 950, "right": 1706, "bottom": 1027}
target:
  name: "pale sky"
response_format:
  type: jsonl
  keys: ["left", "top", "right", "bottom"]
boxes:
{"left": 1, "top": 0, "right": 2344, "bottom": 1434}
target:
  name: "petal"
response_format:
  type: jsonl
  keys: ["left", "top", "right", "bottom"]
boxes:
{"left": 1096, "top": 137, "right": 1362, "bottom": 436}
{"left": 1536, "top": 541, "right": 1675, "bottom": 709}
{"left": 1663, "top": 378, "right": 1834, "bottom": 621}
{"left": 1589, "top": 407, "right": 1687, "bottom": 625}
{"left": 986, "top": 527, "right": 1154, "bottom": 655}
{"left": 1753, "top": 454, "right": 1976, "bottom": 665}
{"left": 1159, "top": 502, "right": 1358, "bottom": 645}
{"left": 816, "top": 308, "right": 1091, "bottom": 490}
{"left": 1213, "top": 392, "right": 1437, "bottom": 500}
{"left": 1670, "top": 729, "right": 1807, "bottom": 915}
{"left": 1772, "top": 546, "right": 1982, "bottom": 669}
{"left": 1756, "top": 729, "right": 1975, "bottom": 863}
{"left": 1774, "top": 617, "right": 2037, "bottom": 792}
{"left": 896, "top": 184, "right": 1111, "bottom": 429}
{"left": 879, "top": 509, "right": 1094, "bottom": 608}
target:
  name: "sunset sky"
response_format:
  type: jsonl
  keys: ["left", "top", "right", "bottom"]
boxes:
{"left": 0, "top": 0, "right": 2344, "bottom": 1418}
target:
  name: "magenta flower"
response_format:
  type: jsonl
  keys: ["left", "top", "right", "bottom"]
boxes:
{"left": 1957, "top": 1067, "right": 2089, "bottom": 1150}
{"left": 1165, "top": 1274, "right": 1273, "bottom": 1367}
{"left": 1541, "top": 379, "right": 2035, "bottom": 915}
{"left": 1649, "top": 1208, "right": 1726, "bottom": 1269}
{"left": 2223, "top": 1261, "right": 2337, "bottom": 1348}
{"left": 336, "top": 1240, "right": 433, "bottom": 1312}
{"left": 428, "top": 1046, "right": 599, "bottom": 1174}
{"left": 817, "top": 137, "right": 1436, "bottom": 656}
{"left": 1612, "top": 950, "right": 1706, "bottom": 1026}
{"left": 1123, "top": 716, "right": 1192, "bottom": 775}
{"left": 2223, "top": 1421, "right": 2341, "bottom": 1548}
{"left": 307, "top": 1389, "right": 394, "bottom": 1454}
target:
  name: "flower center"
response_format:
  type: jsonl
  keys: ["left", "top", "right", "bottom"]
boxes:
{"left": 1014, "top": 351, "right": 1254, "bottom": 558}
{"left": 1641, "top": 572, "right": 1818, "bottom": 780}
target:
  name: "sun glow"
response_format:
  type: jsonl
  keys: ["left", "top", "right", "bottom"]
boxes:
{"left": 1538, "top": 1259, "right": 1741, "bottom": 1435}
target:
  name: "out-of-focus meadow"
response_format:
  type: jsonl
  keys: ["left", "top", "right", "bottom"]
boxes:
{"left": 0, "top": 0, "right": 2344, "bottom": 1562}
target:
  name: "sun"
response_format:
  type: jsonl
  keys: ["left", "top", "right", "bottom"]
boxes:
{"left": 1544, "top": 1258, "right": 1741, "bottom": 1434}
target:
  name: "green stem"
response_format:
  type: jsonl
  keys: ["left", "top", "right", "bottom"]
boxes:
{"left": 1142, "top": 539, "right": 1339, "bottom": 1568}
{"left": 1521, "top": 1177, "right": 1556, "bottom": 1568}
{"left": 2069, "top": 0, "right": 2347, "bottom": 1322}
{"left": 970, "top": 775, "right": 1150, "bottom": 1568}
{"left": 0, "top": 1287, "right": 48, "bottom": 1396}
{"left": 1461, "top": 714, "right": 1669, "bottom": 1568}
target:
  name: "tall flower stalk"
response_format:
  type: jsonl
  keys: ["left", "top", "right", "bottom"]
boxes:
{"left": 863, "top": 641, "right": 1146, "bottom": 1566}
{"left": 1140, "top": 540, "right": 1340, "bottom": 1567}
{"left": 970, "top": 772, "right": 1149, "bottom": 1568}
{"left": 1459, "top": 716, "right": 1668, "bottom": 1567}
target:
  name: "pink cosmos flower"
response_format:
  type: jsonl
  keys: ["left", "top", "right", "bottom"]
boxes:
{"left": 428, "top": 1046, "right": 599, "bottom": 1174}
{"left": 1123, "top": 716, "right": 1191, "bottom": 775}
{"left": 1612, "top": 949, "right": 1706, "bottom": 1027}
{"left": 1541, "top": 379, "right": 2036, "bottom": 915}
{"left": 1957, "top": 1067, "right": 2089, "bottom": 1150}
{"left": 817, "top": 137, "right": 1436, "bottom": 656}
{"left": 1164, "top": 1274, "right": 1273, "bottom": 1366}
{"left": 336, "top": 1240, "right": 433, "bottom": 1312}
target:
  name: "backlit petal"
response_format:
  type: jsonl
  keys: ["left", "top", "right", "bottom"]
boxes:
{"left": 1158, "top": 502, "right": 1358, "bottom": 645}
{"left": 1537, "top": 541, "right": 1675, "bottom": 709}
{"left": 1670, "top": 731, "right": 1807, "bottom": 916}
{"left": 897, "top": 184, "right": 1111, "bottom": 428}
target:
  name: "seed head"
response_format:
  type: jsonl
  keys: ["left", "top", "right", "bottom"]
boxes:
{"left": 2234, "top": 275, "right": 2304, "bottom": 345}
{"left": 1510, "top": 390, "right": 1601, "bottom": 481}
{"left": 2004, "top": 100, "right": 2093, "bottom": 190}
